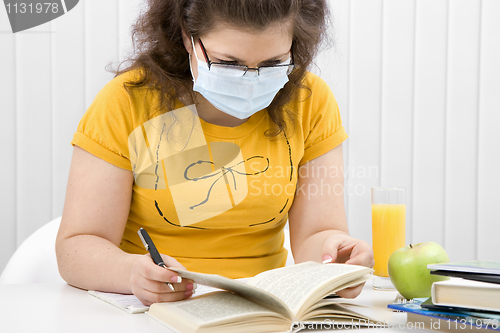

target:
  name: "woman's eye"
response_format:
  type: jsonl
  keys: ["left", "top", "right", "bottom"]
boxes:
{"left": 264, "top": 60, "right": 282, "bottom": 66}
{"left": 217, "top": 59, "right": 238, "bottom": 65}
{"left": 262, "top": 59, "right": 287, "bottom": 66}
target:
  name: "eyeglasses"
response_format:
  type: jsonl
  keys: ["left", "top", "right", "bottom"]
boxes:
{"left": 197, "top": 38, "right": 295, "bottom": 77}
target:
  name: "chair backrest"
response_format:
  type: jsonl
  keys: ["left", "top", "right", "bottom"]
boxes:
{"left": 0, "top": 217, "right": 65, "bottom": 284}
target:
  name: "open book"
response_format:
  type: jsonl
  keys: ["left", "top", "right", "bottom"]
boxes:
{"left": 147, "top": 261, "right": 388, "bottom": 333}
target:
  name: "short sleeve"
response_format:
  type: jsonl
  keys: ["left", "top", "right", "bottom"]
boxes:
{"left": 71, "top": 76, "right": 135, "bottom": 171}
{"left": 298, "top": 74, "right": 348, "bottom": 166}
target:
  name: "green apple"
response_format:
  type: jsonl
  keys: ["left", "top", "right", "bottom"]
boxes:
{"left": 388, "top": 242, "right": 449, "bottom": 299}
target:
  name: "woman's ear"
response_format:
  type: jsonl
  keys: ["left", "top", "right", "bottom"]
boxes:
{"left": 182, "top": 28, "right": 198, "bottom": 80}
{"left": 181, "top": 29, "right": 193, "bottom": 54}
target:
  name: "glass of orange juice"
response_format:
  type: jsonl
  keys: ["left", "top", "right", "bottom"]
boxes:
{"left": 371, "top": 187, "right": 406, "bottom": 290}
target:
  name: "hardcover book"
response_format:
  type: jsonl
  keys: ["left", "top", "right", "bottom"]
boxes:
{"left": 432, "top": 278, "right": 500, "bottom": 312}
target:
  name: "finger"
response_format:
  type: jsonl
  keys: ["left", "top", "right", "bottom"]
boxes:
{"left": 335, "top": 283, "right": 364, "bottom": 299}
{"left": 136, "top": 288, "right": 193, "bottom": 306}
{"left": 139, "top": 275, "right": 195, "bottom": 294}
{"left": 345, "top": 250, "right": 375, "bottom": 268}
{"left": 160, "top": 253, "right": 187, "bottom": 270}
{"left": 159, "top": 254, "right": 189, "bottom": 285}
{"left": 138, "top": 255, "right": 183, "bottom": 283}
{"left": 321, "top": 236, "right": 348, "bottom": 263}
{"left": 345, "top": 243, "right": 375, "bottom": 268}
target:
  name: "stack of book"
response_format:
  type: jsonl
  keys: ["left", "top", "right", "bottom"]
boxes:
{"left": 388, "top": 260, "right": 500, "bottom": 332}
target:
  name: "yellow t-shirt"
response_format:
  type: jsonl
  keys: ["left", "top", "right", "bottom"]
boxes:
{"left": 71, "top": 70, "right": 347, "bottom": 278}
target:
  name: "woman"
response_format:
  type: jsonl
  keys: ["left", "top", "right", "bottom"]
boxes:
{"left": 56, "top": 0, "right": 374, "bottom": 306}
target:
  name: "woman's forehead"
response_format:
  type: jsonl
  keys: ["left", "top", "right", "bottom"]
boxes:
{"left": 199, "top": 22, "right": 293, "bottom": 61}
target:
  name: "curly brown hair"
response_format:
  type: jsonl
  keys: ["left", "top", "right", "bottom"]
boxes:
{"left": 112, "top": 0, "right": 330, "bottom": 136}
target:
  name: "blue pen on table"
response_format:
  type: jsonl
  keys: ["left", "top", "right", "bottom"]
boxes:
{"left": 138, "top": 228, "right": 179, "bottom": 292}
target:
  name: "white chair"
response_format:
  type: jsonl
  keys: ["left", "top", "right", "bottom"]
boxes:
{"left": 0, "top": 216, "right": 65, "bottom": 284}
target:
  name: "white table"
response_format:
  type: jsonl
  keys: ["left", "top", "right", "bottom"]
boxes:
{"left": 0, "top": 280, "right": 421, "bottom": 332}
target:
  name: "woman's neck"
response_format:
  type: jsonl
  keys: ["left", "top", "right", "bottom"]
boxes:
{"left": 194, "top": 93, "right": 249, "bottom": 127}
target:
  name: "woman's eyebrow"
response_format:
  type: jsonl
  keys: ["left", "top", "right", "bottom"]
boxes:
{"left": 211, "top": 51, "right": 290, "bottom": 62}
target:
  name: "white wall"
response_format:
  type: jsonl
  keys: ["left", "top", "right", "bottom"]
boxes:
{"left": 1, "top": 0, "right": 499, "bottom": 274}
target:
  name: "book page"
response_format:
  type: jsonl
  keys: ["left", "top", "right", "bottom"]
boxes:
{"left": 246, "top": 262, "right": 372, "bottom": 317}
{"left": 148, "top": 291, "right": 290, "bottom": 333}
{"left": 434, "top": 277, "right": 500, "bottom": 289}
{"left": 170, "top": 268, "right": 293, "bottom": 319}
{"left": 194, "top": 284, "right": 223, "bottom": 296}
{"left": 169, "top": 292, "right": 283, "bottom": 323}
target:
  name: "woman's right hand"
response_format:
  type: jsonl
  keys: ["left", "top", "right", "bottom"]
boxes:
{"left": 130, "top": 254, "right": 195, "bottom": 305}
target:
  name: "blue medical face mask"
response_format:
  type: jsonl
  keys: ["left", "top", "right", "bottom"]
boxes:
{"left": 189, "top": 36, "right": 291, "bottom": 120}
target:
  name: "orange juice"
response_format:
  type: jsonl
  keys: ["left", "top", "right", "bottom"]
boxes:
{"left": 371, "top": 204, "right": 406, "bottom": 277}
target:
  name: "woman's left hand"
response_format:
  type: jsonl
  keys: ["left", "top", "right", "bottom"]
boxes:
{"left": 321, "top": 233, "right": 374, "bottom": 299}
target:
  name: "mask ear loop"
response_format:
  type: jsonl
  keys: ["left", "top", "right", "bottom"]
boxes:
{"left": 188, "top": 36, "right": 201, "bottom": 109}
{"left": 189, "top": 36, "right": 209, "bottom": 82}
{"left": 191, "top": 36, "right": 209, "bottom": 63}
{"left": 190, "top": 36, "right": 199, "bottom": 59}
{"left": 188, "top": 53, "right": 195, "bottom": 84}
{"left": 188, "top": 36, "right": 197, "bottom": 84}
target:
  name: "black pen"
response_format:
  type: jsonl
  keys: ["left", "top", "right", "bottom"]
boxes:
{"left": 138, "top": 228, "right": 178, "bottom": 292}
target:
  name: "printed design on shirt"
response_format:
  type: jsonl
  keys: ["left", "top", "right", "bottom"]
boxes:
{"left": 184, "top": 155, "right": 269, "bottom": 210}
{"left": 153, "top": 122, "right": 167, "bottom": 191}
{"left": 154, "top": 200, "right": 207, "bottom": 230}
{"left": 249, "top": 199, "right": 289, "bottom": 227}
{"left": 284, "top": 132, "right": 293, "bottom": 182}
{"left": 247, "top": 131, "right": 293, "bottom": 227}
{"left": 129, "top": 105, "right": 295, "bottom": 229}
{"left": 164, "top": 141, "right": 253, "bottom": 226}
{"left": 129, "top": 105, "right": 254, "bottom": 227}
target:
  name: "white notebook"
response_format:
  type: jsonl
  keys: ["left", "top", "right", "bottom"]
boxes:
{"left": 88, "top": 290, "right": 150, "bottom": 313}
{"left": 88, "top": 284, "right": 221, "bottom": 314}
